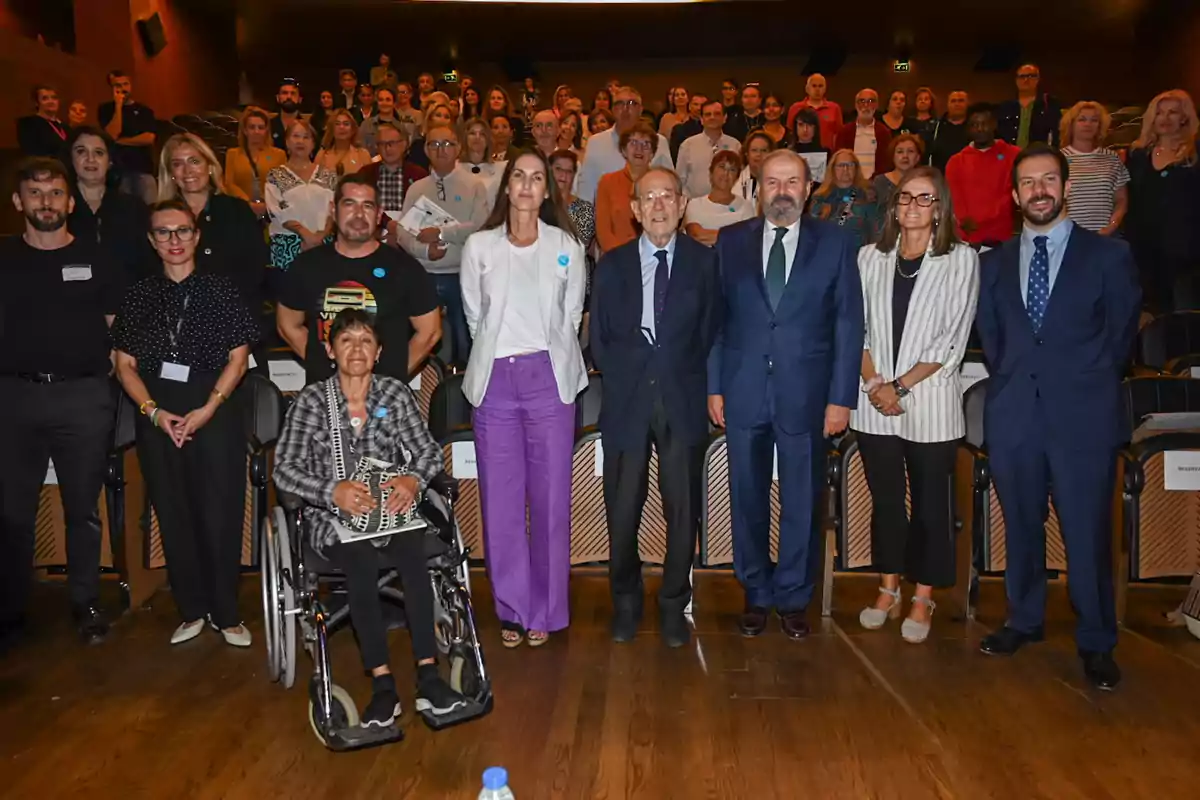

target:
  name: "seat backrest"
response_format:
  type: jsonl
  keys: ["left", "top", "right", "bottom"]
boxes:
{"left": 435, "top": 312, "right": 455, "bottom": 367}
{"left": 1135, "top": 311, "right": 1200, "bottom": 371}
{"left": 112, "top": 390, "right": 138, "bottom": 451}
{"left": 963, "top": 378, "right": 988, "bottom": 449}
{"left": 1123, "top": 376, "right": 1200, "bottom": 431}
{"left": 242, "top": 373, "right": 285, "bottom": 450}
{"left": 575, "top": 371, "right": 603, "bottom": 432}
{"left": 428, "top": 372, "right": 472, "bottom": 442}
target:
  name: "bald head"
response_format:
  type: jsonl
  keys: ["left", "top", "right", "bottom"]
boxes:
{"left": 855, "top": 88, "right": 879, "bottom": 124}
{"left": 532, "top": 109, "right": 559, "bottom": 153}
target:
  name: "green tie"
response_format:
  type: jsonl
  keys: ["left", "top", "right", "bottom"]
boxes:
{"left": 765, "top": 226, "right": 788, "bottom": 311}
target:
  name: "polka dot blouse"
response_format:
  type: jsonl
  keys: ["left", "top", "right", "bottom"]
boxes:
{"left": 111, "top": 272, "right": 261, "bottom": 374}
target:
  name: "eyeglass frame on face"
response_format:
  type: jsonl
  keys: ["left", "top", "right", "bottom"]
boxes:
{"left": 427, "top": 140, "right": 459, "bottom": 150}
{"left": 855, "top": 96, "right": 878, "bottom": 106}
{"left": 638, "top": 189, "right": 679, "bottom": 207}
{"left": 896, "top": 191, "right": 938, "bottom": 207}
{"left": 613, "top": 99, "right": 641, "bottom": 110}
{"left": 625, "top": 137, "right": 653, "bottom": 152}
{"left": 151, "top": 226, "right": 197, "bottom": 242}
{"left": 1017, "top": 71, "right": 1040, "bottom": 80}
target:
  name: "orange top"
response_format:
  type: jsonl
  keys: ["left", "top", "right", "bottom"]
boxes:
{"left": 594, "top": 166, "right": 639, "bottom": 254}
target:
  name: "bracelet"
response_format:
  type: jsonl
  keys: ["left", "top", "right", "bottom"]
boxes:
{"left": 149, "top": 407, "right": 160, "bottom": 425}
{"left": 862, "top": 375, "right": 884, "bottom": 393}
{"left": 139, "top": 399, "right": 157, "bottom": 415}
{"left": 212, "top": 389, "right": 227, "bottom": 404}
{"left": 892, "top": 379, "right": 911, "bottom": 399}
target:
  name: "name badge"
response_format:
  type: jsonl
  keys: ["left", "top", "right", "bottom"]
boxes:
{"left": 159, "top": 362, "right": 191, "bottom": 382}
{"left": 62, "top": 265, "right": 92, "bottom": 282}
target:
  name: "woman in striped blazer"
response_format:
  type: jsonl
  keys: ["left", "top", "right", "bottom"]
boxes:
{"left": 851, "top": 166, "right": 980, "bottom": 643}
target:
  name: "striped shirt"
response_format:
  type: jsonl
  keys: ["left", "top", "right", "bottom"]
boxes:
{"left": 1062, "top": 147, "right": 1129, "bottom": 232}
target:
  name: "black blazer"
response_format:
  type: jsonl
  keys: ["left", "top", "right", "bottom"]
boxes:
{"left": 16, "top": 115, "right": 68, "bottom": 159}
{"left": 194, "top": 193, "right": 269, "bottom": 319}
{"left": 589, "top": 233, "right": 722, "bottom": 451}
{"left": 69, "top": 187, "right": 155, "bottom": 286}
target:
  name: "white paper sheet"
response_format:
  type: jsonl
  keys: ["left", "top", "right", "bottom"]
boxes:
{"left": 45, "top": 460, "right": 57, "bottom": 485}
{"left": 772, "top": 445, "right": 779, "bottom": 481}
{"left": 409, "top": 372, "right": 421, "bottom": 392}
{"left": 452, "top": 441, "right": 478, "bottom": 479}
{"left": 267, "top": 359, "right": 306, "bottom": 392}
{"left": 799, "top": 151, "right": 828, "bottom": 184}
{"left": 398, "top": 195, "right": 459, "bottom": 236}
{"left": 961, "top": 361, "right": 989, "bottom": 391}
{"left": 594, "top": 439, "right": 604, "bottom": 477}
{"left": 1164, "top": 450, "right": 1200, "bottom": 491}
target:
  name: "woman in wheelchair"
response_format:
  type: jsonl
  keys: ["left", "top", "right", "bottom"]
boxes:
{"left": 274, "top": 308, "right": 467, "bottom": 728}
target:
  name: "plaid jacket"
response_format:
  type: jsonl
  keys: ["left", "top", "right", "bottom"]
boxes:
{"left": 274, "top": 375, "right": 443, "bottom": 553}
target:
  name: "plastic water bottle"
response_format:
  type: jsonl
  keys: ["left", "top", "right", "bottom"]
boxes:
{"left": 478, "top": 767, "right": 515, "bottom": 800}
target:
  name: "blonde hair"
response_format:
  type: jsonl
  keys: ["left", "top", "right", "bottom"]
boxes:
{"left": 157, "top": 133, "right": 225, "bottom": 201}
{"left": 459, "top": 117, "right": 493, "bottom": 163}
{"left": 282, "top": 118, "right": 319, "bottom": 156}
{"left": 422, "top": 103, "right": 455, "bottom": 136}
{"left": 320, "top": 108, "right": 361, "bottom": 150}
{"left": 1133, "top": 89, "right": 1198, "bottom": 165}
{"left": 813, "top": 149, "right": 869, "bottom": 199}
{"left": 237, "top": 105, "right": 271, "bottom": 152}
{"left": 1059, "top": 101, "right": 1111, "bottom": 148}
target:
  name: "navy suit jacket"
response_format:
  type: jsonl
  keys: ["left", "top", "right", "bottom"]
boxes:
{"left": 708, "top": 216, "right": 863, "bottom": 434}
{"left": 590, "top": 234, "right": 722, "bottom": 451}
{"left": 976, "top": 224, "right": 1141, "bottom": 451}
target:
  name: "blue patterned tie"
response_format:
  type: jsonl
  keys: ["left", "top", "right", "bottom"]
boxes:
{"left": 1027, "top": 235, "right": 1050, "bottom": 332}
{"left": 653, "top": 249, "right": 669, "bottom": 335}
{"left": 765, "top": 226, "right": 788, "bottom": 311}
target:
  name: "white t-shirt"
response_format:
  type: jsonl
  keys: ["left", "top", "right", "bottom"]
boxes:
{"left": 494, "top": 240, "right": 549, "bottom": 358}
{"left": 684, "top": 195, "right": 755, "bottom": 233}
{"left": 854, "top": 124, "right": 879, "bottom": 179}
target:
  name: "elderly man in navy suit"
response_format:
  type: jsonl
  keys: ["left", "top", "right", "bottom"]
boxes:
{"left": 975, "top": 143, "right": 1140, "bottom": 690}
{"left": 590, "top": 167, "right": 722, "bottom": 647}
{"left": 708, "top": 149, "right": 863, "bottom": 640}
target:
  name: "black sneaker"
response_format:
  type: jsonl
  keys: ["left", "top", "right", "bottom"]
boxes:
{"left": 72, "top": 604, "right": 109, "bottom": 645}
{"left": 361, "top": 689, "right": 402, "bottom": 729}
{"left": 415, "top": 676, "right": 468, "bottom": 716}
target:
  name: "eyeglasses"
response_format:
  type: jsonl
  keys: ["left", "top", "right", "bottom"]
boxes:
{"left": 856, "top": 98, "right": 878, "bottom": 105}
{"left": 1017, "top": 72, "right": 1040, "bottom": 80}
{"left": 625, "top": 139, "right": 653, "bottom": 151}
{"left": 428, "top": 140, "right": 458, "bottom": 150}
{"left": 613, "top": 99, "right": 641, "bottom": 109}
{"left": 151, "top": 226, "right": 196, "bottom": 242}
{"left": 639, "top": 190, "right": 679, "bottom": 206}
{"left": 833, "top": 162, "right": 858, "bottom": 170}
{"left": 896, "top": 192, "right": 939, "bottom": 207}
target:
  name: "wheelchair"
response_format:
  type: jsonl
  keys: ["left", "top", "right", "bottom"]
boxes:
{"left": 261, "top": 472, "right": 493, "bottom": 750}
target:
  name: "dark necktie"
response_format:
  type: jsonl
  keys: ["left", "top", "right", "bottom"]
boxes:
{"left": 765, "top": 226, "right": 788, "bottom": 311}
{"left": 1027, "top": 235, "right": 1050, "bottom": 331}
{"left": 653, "top": 249, "right": 669, "bottom": 336}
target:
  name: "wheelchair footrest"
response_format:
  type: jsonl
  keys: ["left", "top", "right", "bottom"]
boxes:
{"left": 418, "top": 692, "right": 494, "bottom": 731}
{"left": 323, "top": 721, "right": 405, "bottom": 752}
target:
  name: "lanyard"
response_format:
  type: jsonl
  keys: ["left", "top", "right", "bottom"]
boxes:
{"left": 166, "top": 293, "right": 191, "bottom": 358}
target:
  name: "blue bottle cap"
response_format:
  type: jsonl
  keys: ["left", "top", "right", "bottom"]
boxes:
{"left": 482, "top": 767, "right": 508, "bottom": 790}
{"left": 373, "top": 267, "right": 387, "bottom": 278}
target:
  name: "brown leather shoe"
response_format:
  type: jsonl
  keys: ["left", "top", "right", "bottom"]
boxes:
{"left": 780, "top": 610, "right": 810, "bottom": 640}
{"left": 737, "top": 605, "right": 769, "bottom": 637}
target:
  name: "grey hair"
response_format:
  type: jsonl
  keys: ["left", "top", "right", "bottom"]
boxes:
{"left": 633, "top": 166, "right": 684, "bottom": 199}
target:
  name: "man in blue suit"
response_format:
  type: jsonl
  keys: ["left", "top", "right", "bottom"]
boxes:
{"left": 591, "top": 167, "right": 722, "bottom": 648}
{"left": 708, "top": 149, "right": 863, "bottom": 639}
{"left": 976, "top": 144, "right": 1140, "bottom": 690}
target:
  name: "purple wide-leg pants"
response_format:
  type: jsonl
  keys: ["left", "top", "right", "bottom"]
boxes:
{"left": 473, "top": 352, "right": 575, "bottom": 632}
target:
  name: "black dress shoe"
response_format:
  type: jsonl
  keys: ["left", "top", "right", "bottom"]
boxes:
{"left": 72, "top": 604, "right": 109, "bottom": 645}
{"left": 1080, "top": 650, "right": 1121, "bottom": 691}
{"left": 660, "top": 611, "right": 690, "bottom": 648}
{"left": 611, "top": 600, "right": 642, "bottom": 643}
{"left": 779, "top": 610, "right": 810, "bottom": 640}
{"left": 979, "top": 625, "right": 1044, "bottom": 656}
{"left": 738, "top": 605, "right": 769, "bottom": 637}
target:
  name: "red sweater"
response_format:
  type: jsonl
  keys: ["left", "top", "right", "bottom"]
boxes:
{"left": 945, "top": 140, "right": 1022, "bottom": 244}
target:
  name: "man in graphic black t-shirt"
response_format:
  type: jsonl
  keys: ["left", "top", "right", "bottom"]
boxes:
{"left": 0, "top": 158, "right": 123, "bottom": 650}
{"left": 277, "top": 172, "right": 440, "bottom": 385}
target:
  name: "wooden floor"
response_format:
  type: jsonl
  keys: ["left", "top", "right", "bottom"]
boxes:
{"left": 2, "top": 571, "right": 1199, "bottom": 799}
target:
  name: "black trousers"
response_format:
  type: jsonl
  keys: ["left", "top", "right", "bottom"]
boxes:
{"left": 603, "top": 392, "right": 705, "bottom": 613}
{"left": 328, "top": 531, "right": 436, "bottom": 672}
{"left": 135, "top": 371, "right": 245, "bottom": 628}
{"left": 0, "top": 375, "right": 114, "bottom": 620}
{"left": 856, "top": 432, "right": 958, "bottom": 588}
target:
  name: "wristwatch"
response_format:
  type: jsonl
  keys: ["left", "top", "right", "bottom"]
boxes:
{"left": 892, "top": 379, "right": 911, "bottom": 398}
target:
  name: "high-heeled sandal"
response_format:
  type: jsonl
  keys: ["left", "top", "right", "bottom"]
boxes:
{"left": 901, "top": 596, "right": 936, "bottom": 644}
{"left": 501, "top": 622, "right": 525, "bottom": 648}
{"left": 858, "top": 586, "right": 902, "bottom": 630}
{"left": 526, "top": 630, "right": 550, "bottom": 647}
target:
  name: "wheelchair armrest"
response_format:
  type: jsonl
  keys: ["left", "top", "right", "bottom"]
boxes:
{"left": 428, "top": 472, "right": 459, "bottom": 502}
{"left": 277, "top": 489, "right": 307, "bottom": 514}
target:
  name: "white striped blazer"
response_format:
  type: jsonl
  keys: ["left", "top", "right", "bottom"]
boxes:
{"left": 850, "top": 239, "right": 980, "bottom": 443}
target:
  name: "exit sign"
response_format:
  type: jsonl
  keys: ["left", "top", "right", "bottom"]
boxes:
{"left": 443, "top": 71, "right": 459, "bottom": 83}
{"left": 893, "top": 60, "right": 911, "bottom": 73}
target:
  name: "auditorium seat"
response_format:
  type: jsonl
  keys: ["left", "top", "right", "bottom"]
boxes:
{"left": 428, "top": 373, "right": 483, "bottom": 559}
{"left": 411, "top": 356, "right": 444, "bottom": 423}
{"left": 1135, "top": 311, "right": 1200, "bottom": 374}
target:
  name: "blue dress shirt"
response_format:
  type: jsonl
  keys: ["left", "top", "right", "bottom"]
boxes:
{"left": 639, "top": 233, "right": 676, "bottom": 344}
{"left": 1019, "top": 217, "right": 1073, "bottom": 307}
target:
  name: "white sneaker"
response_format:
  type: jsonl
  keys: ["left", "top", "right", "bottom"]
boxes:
{"left": 170, "top": 619, "right": 205, "bottom": 645}
{"left": 220, "top": 624, "right": 252, "bottom": 647}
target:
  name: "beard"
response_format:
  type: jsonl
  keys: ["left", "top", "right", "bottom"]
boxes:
{"left": 278, "top": 100, "right": 298, "bottom": 113}
{"left": 765, "top": 195, "right": 799, "bottom": 223}
{"left": 25, "top": 208, "right": 67, "bottom": 232}
{"left": 1021, "top": 194, "right": 1064, "bottom": 226}
{"left": 338, "top": 218, "right": 374, "bottom": 243}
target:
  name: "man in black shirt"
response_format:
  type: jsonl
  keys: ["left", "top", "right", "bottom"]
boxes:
{"left": 669, "top": 93, "right": 706, "bottom": 163}
{"left": 0, "top": 158, "right": 122, "bottom": 649}
{"left": 926, "top": 90, "right": 972, "bottom": 173}
{"left": 98, "top": 71, "right": 158, "bottom": 203}
{"left": 270, "top": 79, "right": 304, "bottom": 151}
{"left": 276, "top": 172, "right": 441, "bottom": 385}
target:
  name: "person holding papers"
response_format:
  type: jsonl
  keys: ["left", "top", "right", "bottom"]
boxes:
{"left": 274, "top": 307, "right": 468, "bottom": 730}
{"left": 112, "top": 199, "right": 260, "bottom": 648}
{"left": 276, "top": 173, "right": 441, "bottom": 386}
{"left": 396, "top": 125, "right": 489, "bottom": 368}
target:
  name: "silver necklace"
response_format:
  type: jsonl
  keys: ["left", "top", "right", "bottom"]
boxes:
{"left": 895, "top": 250, "right": 922, "bottom": 280}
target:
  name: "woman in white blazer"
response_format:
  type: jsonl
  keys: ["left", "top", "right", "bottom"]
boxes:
{"left": 460, "top": 149, "right": 588, "bottom": 648}
{"left": 851, "top": 166, "right": 980, "bottom": 643}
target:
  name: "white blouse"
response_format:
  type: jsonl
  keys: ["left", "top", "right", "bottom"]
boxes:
{"left": 494, "top": 239, "right": 549, "bottom": 358}
{"left": 265, "top": 164, "right": 338, "bottom": 238}
{"left": 684, "top": 195, "right": 755, "bottom": 234}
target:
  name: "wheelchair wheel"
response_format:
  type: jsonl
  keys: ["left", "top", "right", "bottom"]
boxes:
{"left": 273, "top": 506, "right": 298, "bottom": 689}
{"left": 308, "top": 683, "right": 359, "bottom": 746}
{"left": 449, "top": 651, "right": 483, "bottom": 698}
{"left": 261, "top": 514, "right": 281, "bottom": 682}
